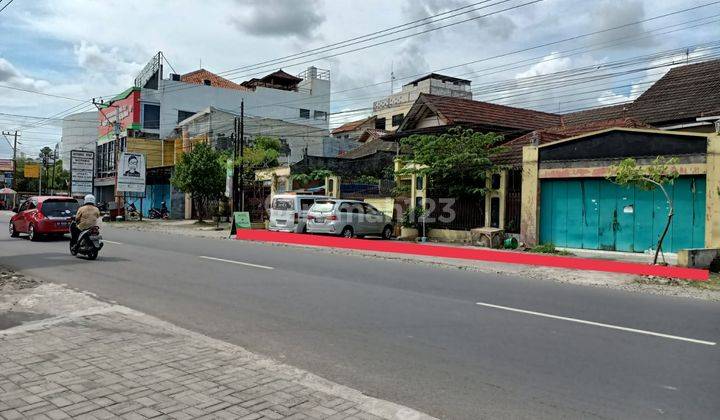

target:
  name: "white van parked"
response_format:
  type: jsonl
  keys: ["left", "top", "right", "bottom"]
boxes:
{"left": 268, "top": 194, "right": 330, "bottom": 233}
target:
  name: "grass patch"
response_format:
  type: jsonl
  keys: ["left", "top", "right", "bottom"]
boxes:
{"left": 528, "top": 243, "right": 573, "bottom": 256}
{"left": 688, "top": 272, "right": 720, "bottom": 291}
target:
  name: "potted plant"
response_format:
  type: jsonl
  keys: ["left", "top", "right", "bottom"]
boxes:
{"left": 400, "top": 207, "right": 425, "bottom": 240}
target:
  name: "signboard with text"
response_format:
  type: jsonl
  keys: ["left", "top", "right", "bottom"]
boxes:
{"left": 0, "top": 159, "right": 13, "bottom": 172}
{"left": 70, "top": 150, "right": 95, "bottom": 197}
{"left": 117, "top": 152, "right": 146, "bottom": 193}
{"left": 24, "top": 163, "right": 40, "bottom": 178}
{"left": 98, "top": 88, "right": 141, "bottom": 140}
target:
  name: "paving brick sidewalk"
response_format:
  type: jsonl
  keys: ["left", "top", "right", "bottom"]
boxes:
{"left": 0, "top": 289, "right": 432, "bottom": 420}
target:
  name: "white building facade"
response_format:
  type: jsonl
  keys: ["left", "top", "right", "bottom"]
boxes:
{"left": 60, "top": 111, "right": 99, "bottom": 170}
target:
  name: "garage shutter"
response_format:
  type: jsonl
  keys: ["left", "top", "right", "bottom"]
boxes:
{"left": 539, "top": 177, "right": 705, "bottom": 253}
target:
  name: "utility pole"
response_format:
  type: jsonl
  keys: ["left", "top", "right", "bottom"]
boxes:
{"left": 231, "top": 121, "right": 237, "bottom": 214}
{"left": 231, "top": 100, "right": 245, "bottom": 213}
{"left": 239, "top": 100, "right": 245, "bottom": 212}
{"left": 2, "top": 130, "right": 19, "bottom": 188}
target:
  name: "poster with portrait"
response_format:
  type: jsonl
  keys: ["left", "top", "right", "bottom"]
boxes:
{"left": 117, "top": 152, "right": 146, "bottom": 192}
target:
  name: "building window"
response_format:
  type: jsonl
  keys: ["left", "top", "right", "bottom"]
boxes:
{"left": 375, "top": 118, "right": 386, "bottom": 130}
{"left": 299, "top": 109, "right": 310, "bottom": 119}
{"left": 143, "top": 104, "right": 160, "bottom": 130}
{"left": 391, "top": 113, "right": 404, "bottom": 127}
{"left": 313, "top": 110, "right": 327, "bottom": 120}
{"left": 177, "top": 110, "right": 194, "bottom": 124}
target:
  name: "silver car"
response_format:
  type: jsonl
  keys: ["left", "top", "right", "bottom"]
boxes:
{"left": 306, "top": 199, "right": 394, "bottom": 239}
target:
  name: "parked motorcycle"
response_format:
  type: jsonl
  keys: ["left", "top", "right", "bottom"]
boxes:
{"left": 70, "top": 222, "right": 104, "bottom": 260}
{"left": 148, "top": 204, "right": 169, "bottom": 220}
{"left": 126, "top": 203, "right": 141, "bottom": 221}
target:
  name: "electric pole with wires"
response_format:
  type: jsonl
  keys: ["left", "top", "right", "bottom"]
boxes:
{"left": 2, "top": 130, "right": 19, "bottom": 189}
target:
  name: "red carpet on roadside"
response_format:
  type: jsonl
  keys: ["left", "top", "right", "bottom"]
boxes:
{"left": 235, "top": 230, "right": 709, "bottom": 281}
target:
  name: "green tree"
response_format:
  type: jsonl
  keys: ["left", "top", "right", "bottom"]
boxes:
{"left": 609, "top": 157, "right": 679, "bottom": 265}
{"left": 171, "top": 142, "right": 225, "bottom": 221}
{"left": 237, "top": 136, "right": 282, "bottom": 182}
{"left": 399, "top": 127, "right": 506, "bottom": 196}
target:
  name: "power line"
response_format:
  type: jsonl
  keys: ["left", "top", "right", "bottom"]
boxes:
{"left": 0, "top": 0, "right": 15, "bottom": 14}
{"left": 218, "top": 0, "right": 516, "bottom": 76}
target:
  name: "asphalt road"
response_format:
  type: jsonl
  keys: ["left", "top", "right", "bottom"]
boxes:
{"left": 1, "top": 212, "right": 719, "bottom": 419}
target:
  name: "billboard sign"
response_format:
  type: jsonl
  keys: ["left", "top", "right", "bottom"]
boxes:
{"left": 0, "top": 159, "right": 13, "bottom": 172}
{"left": 98, "top": 88, "right": 141, "bottom": 139}
{"left": 70, "top": 150, "right": 95, "bottom": 197}
{"left": 117, "top": 152, "right": 146, "bottom": 193}
{"left": 24, "top": 163, "right": 40, "bottom": 178}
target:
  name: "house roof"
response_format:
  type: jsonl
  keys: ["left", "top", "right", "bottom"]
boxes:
{"left": 180, "top": 69, "right": 248, "bottom": 91}
{"left": 400, "top": 94, "right": 562, "bottom": 132}
{"left": 405, "top": 73, "right": 471, "bottom": 86}
{"left": 338, "top": 138, "right": 397, "bottom": 159}
{"left": 561, "top": 104, "right": 629, "bottom": 125}
{"left": 493, "top": 118, "right": 651, "bottom": 166}
{"left": 626, "top": 59, "right": 720, "bottom": 125}
{"left": 331, "top": 116, "right": 376, "bottom": 135}
{"left": 561, "top": 59, "right": 720, "bottom": 126}
{"left": 357, "top": 129, "right": 389, "bottom": 143}
{"left": 260, "top": 69, "right": 303, "bottom": 83}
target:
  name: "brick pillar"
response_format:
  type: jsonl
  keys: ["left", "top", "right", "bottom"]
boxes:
{"left": 520, "top": 146, "right": 540, "bottom": 246}
{"left": 705, "top": 133, "right": 720, "bottom": 248}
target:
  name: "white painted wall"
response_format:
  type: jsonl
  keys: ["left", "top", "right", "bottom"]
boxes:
{"left": 140, "top": 68, "right": 330, "bottom": 139}
{"left": 60, "top": 111, "right": 99, "bottom": 170}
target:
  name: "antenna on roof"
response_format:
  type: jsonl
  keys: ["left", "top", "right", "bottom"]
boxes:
{"left": 390, "top": 61, "right": 396, "bottom": 95}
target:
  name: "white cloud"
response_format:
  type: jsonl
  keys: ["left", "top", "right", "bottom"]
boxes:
{"left": 0, "top": 57, "right": 48, "bottom": 90}
{"left": 230, "top": 0, "right": 326, "bottom": 40}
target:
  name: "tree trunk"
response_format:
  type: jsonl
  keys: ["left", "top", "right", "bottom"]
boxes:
{"left": 651, "top": 182, "right": 673, "bottom": 265}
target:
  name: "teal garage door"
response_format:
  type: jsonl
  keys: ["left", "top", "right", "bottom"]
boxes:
{"left": 539, "top": 177, "right": 706, "bottom": 253}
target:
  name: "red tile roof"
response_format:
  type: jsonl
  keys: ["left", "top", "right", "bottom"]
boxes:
{"left": 494, "top": 118, "right": 651, "bottom": 166}
{"left": 180, "top": 69, "right": 248, "bottom": 91}
{"left": 331, "top": 116, "right": 375, "bottom": 135}
{"left": 561, "top": 104, "right": 629, "bottom": 125}
{"left": 413, "top": 94, "right": 562, "bottom": 131}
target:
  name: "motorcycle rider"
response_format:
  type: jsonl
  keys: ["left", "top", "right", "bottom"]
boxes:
{"left": 71, "top": 194, "right": 100, "bottom": 250}
{"left": 160, "top": 201, "right": 168, "bottom": 218}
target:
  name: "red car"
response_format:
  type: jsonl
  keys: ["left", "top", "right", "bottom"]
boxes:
{"left": 9, "top": 196, "right": 79, "bottom": 241}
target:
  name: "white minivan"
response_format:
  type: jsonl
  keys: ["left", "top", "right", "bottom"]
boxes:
{"left": 268, "top": 194, "right": 330, "bottom": 233}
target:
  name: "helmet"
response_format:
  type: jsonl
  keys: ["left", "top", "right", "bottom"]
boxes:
{"left": 84, "top": 194, "right": 96, "bottom": 205}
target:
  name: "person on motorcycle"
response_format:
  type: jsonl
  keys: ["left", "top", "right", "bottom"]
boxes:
{"left": 71, "top": 194, "right": 100, "bottom": 249}
{"left": 160, "top": 201, "right": 168, "bottom": 218}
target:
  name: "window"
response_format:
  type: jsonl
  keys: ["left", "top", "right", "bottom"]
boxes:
{"left": 271, "top": 198, "right": 294, "bottom": 210}
{"left": 416, "top": 175, "right": 424, "bottom": 191}
{"left": 313, "top": 110, "right": 327, "bottom": 120}
{"left": 143, "top": 104, "right": 160, "bottom": 130}
{"left": 391, "top": 113, "right": 404, "bottom": 127}
{"left": 177, "top": 110, "right": 194, "bottom": 123}
{"left": 315, "top": 201, "right": 336, "bottom": 212}
{"left": 375, "top": 118, "right": 386, "bottom": 130}
{"left": 300, "top": 198, "right": 316, "bottom": 211}
{"left": 299, "top": 109, "right": 310, "bottom": 119}
{"left": 362, "top": 204, "right": 380, "bottom": 216}
{"left": 40, "top": 200, "right": 79, "bottom": 217}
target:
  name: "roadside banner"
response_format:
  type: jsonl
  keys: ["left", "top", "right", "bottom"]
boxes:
{"left": 24, "top": 163, "right": 40, "bottom": 178}
{"left": 117, "top": 152, "right": 146, "bottom": 193}
{"left": 70, "top": 150, "right": 95, "bottom": 197}
{"left": 0, "top": 159, "right": 13, "bottom": 172}
{"left": 230, "top": 211, "right": 251, "bottom": 235}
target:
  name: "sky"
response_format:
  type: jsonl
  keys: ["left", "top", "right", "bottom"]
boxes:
{"left": 1, "top": 0, "right": 719, "bottom": 158}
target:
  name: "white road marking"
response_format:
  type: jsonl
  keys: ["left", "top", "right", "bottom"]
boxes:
{"left": 199, "top": 256, "right": 274, "bottom": 270}
{"left": 475, "top": 302, "right": 716, "bottom": 346}
{"left": 104, "top": 240, "right": 123, "bottom": 245}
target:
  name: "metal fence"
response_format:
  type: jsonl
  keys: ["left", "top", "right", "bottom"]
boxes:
{"left": 425, "top": 189, "right": 485, "bottom": 231}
